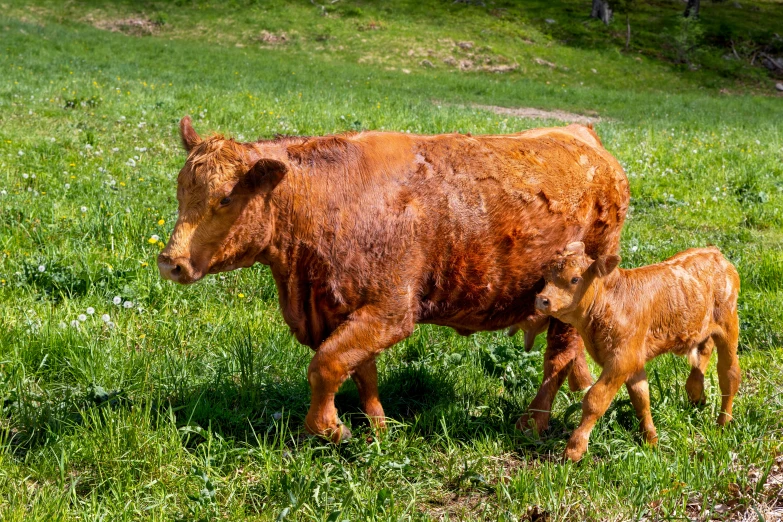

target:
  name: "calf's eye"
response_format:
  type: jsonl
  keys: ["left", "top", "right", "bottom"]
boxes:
{"left": 571, "top": 277, "right": 580, "bottom": 285}
{"left": 219, "top": 197, "right": 231, "bottom": 206}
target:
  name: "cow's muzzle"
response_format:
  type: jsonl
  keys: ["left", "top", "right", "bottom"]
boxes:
{"left": 157, "top": 254, "right": 198, "bottom": 284}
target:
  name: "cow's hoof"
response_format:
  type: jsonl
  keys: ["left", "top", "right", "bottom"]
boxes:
{"left": 328, "top": 422, "right": 352, "bottom": 443}
{"left": 515, "top": 413, "right": 548, "bottom": 434}
{"left": 304, "top": 414, "right": 352, "bottom": 443}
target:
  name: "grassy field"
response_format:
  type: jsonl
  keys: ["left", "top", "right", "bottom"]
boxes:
{"left": 1, "top": 0, "right": 783, "bottom": 520}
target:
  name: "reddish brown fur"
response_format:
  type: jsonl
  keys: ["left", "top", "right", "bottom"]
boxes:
{"left": 535, "top": 242, "right": 741, "bottom": 461}
{"left": 159, "top": 116, "right": 629, "bottom": 441}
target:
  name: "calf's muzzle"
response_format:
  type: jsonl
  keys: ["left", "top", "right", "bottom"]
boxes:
{"left": 535, "top": 295, "right": 551, "bottom": 313}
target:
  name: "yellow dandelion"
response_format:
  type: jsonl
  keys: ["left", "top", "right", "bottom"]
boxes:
{"left": 238, "top": 293, "right": 245, "bottom": 298}
{"left": 158, "top": 219, "right": 165, "bottom": 225}
{"left": 139, "top": 334, "right": 146, "bottom": 339}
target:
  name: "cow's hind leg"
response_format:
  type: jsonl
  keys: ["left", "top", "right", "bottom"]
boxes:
{"left": 685, "top": 338, "right": 714, "bottom": 406}
{"left": 352, "top": 357, "right": 386, "bottom": 429}
{"left": 517, "top": 320, "right": 591, "bottom": 434}
{"left": 305, "top": 306, "right": 413, "bottom": 442}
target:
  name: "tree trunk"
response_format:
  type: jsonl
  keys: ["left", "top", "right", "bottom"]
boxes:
{"left": 684, "top": 0, "right": 700, "bottom": 18}
{"left": 625, "top": 13, "right": 631, "bottom": 51}
{"left": 591, "top": 0, "right": 613, "bottom": 25}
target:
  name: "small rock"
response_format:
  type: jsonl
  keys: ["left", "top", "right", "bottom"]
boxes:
{"left": 402, "top": 68, "right": 411, "bottom": 74}
{"left": 443, "top": 56, "right": 457, "bottom": 66}
{"left": 591, "top": 68, "right": 598, "bottom": 73}
{"left": 457, "top": 41, "right": 474, "bottom": 50}
{"left": 420, "top": 59, "right": 434, "bottom": 68}
{"left": 545, "top": 18, "right": 556, "bottom": 24}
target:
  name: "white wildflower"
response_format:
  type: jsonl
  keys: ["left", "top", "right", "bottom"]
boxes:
{"left": 77, "top": 314, "right": 87, "bottom": 322}
{"left": 86, "top": 307, "right": 95, "bottom": 315}
{"left": 101, "top": 314, "right": 110, "bottom": 322}
{"left": 80, "top": 206, "right": 87, "bottom": 213}
{"left": 38, "top": 265, "right": 45, "bottom": 272}
{"left": 123, "top": 301, "right": 134, "bottom": 309}
{"left": 70, "top": 320, "right": 80, "bottom": 328}
{"left": 113, "top": 296, "right": 122, "bottom": 305}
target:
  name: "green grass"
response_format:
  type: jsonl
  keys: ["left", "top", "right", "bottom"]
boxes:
{"left": 1, "top": 1, "right": 783, "bottom": 520}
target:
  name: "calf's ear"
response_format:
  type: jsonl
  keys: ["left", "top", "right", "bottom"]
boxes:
{"left": 564, "top": 241, "right": 585, "bottom": 255}
{"left": 179, "top": 116, "right": 201, "bottom": 152}
{"left": 592, "top": 254, "right": 621, "bottom": 277}
{"left": 241, "top": 158, "right": 288, "bottom": 192}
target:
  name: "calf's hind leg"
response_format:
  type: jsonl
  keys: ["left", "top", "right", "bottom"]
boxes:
{"left": 714, "top": 320, "right": 741, "bottom": 426}
{"left": 685, "top": 339, "right": 714, "bottom": 406}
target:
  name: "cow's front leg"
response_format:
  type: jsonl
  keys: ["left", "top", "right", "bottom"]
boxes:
{"left": 517, "top": 320, "right": 590, "bottom": 433}
{"left": 352, "top": 357, "right": 386, "bottom": 429}
{"left": 305, "top": 306, "right": 413, "bottom": 442}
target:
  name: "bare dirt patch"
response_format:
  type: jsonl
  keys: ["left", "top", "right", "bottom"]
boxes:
{"left": 257, "top": 30, "right": 289, "bottom": 45}
{"left": 471, "top": 104, "right": 603, "bottom": 124}
{"left": 90, "top": 16, "right": 163, "bottom": 37}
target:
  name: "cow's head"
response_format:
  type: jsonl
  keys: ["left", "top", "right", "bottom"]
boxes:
{"left": 535, "top": 242, "right": 620, "bottom": 318}
{"left": 157, "top": 116, "right": 287, "bottom": 284}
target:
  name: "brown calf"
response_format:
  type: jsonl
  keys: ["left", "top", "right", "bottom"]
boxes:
{"left": 159, "top": 118, "right": 630, "bottom": 442}
{"left": 535, "top": 242, "right": 740, "bottom": 462}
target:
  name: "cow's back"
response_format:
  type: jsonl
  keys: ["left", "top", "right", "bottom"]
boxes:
{"left": 271, "top": 126, "right": 629, "bottom": 342}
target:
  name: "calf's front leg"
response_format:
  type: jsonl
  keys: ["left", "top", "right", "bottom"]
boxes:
{"left": 625, "top": 369, "right": 658, "bottom": 445}
{"left": 305, "top": 306, "right": 413, "bottom": 442}
{"left": 517, "top": 320, "right": 592, "bottom": 433}
{"left": 564, "top": 367, "right": 629, "bottom": 462}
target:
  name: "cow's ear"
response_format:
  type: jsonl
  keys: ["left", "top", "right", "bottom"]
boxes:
{"left": 592, "top": 254, "right": 621, "bottom": 277}
{"left": 179, "top": 116, "right": 201, "bottom": 152}
{"left": 242, "top": 158, "right": 288, "bottom": 192}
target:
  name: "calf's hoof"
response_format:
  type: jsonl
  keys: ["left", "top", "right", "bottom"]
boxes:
{"left": 642, "top": 430, "right": 659, "bottom": 446}
{"left": 515, "top": 412, "right": 548, "bottom": 434}
{"left": 564, "top": 435, "right": 588, "bottom": 462}
{"left": 717, "top": 412, "right": 733, "bottom": 426}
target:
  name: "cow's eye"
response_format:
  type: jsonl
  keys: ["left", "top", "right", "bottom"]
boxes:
{"left": 219, "top": 197, "right": 231, "bottom": 206}
{"left": 571, "top": 277, "right": 580, "bottom": 285}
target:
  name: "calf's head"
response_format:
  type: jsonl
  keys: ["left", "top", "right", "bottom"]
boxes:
{"left": 535, "top": 242, "right": 620, "bottom": 318}
{"left": 158, "top": 116, "right": 287, "bottom": 284}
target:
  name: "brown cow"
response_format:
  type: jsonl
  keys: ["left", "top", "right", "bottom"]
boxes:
{"left": 158, "top": 117, "right": 629, "bottom": 442}
{"left": 535, "top": 242, "right": 741, "bottom": 461}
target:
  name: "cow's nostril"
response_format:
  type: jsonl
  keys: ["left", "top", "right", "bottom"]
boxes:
{"left": 172, "top": 264, "right": 182, "bottom": 275}
{"left": 541, "top": 298, "right": 550, "bottom": 306}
